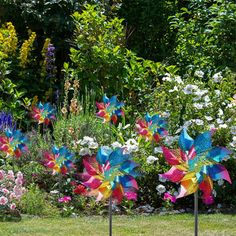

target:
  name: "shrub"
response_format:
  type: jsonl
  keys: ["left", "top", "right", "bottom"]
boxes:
{"left": 20, "top": 184, "right": 60, "bottom": 217}
{"left": 170, "top": 0, "right": 236, "bottom": 73}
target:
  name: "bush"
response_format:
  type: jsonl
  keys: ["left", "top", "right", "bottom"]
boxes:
{"left": 170, "top": 0, "right": 236, "bottom": 73}
{"left": 20, "top": 184, "right": 60, "bottom": 217}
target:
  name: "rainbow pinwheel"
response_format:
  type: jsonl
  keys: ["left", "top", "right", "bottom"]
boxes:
{"left": 0, "top": 129, "right": 28, "bottom": 158}
{"left": 44, "top": 146, "right": 75, "bottom": 175}
{"left": 32, "top": 102, "right": 56, "bottom": 125}
{"left": 136, "top": 113, "right": 168, "bottom": 143}
{"left": 80, "top": 146, "right": 139, "bottom": 204}
{"left": 159, "top": 129, "right": 232, "bottom": 204}
{"left": 96, "top": 95, "right": 124, "bottom": 124}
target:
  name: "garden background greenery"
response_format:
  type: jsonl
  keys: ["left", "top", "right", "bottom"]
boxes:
{"left": 0, "top": 0, "right": 235, "bottom": 219}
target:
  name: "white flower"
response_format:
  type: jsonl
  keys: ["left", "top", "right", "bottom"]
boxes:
{"left": 217, "top": 204, "right": 222, "bottom": 209}
{"left": 162, "top": 73, "right": 172, "bottom": 82}
{"left": 156, "top": 184, "right": 166, "bottom": 194}
{"left": 229, "top": 137, "right": 236, "bottom": 148}
{"left": 123, "top": 139, "right": 139, "bottom": 153}
{"left": 154, "top": 147, "right": 162, "bottom": 154}
{"left": 230, "top": 126, "right": 236, "bottom": 135}
{"left": 175, "top": 76, "right": 183, "bottom": 84}
{"left": 208, "top": 124, "right": 215, "bottom": 129}
{"left": 164, "top": 136, "right": 178, "bottom": 146}
{"left": 194, "top": 89, "right": 208, "bottom": 98}
{"left": 159, "top": 176, "right": 167, "bottom": 183}
{"left": 111, "top": 141, "right": 122, "bottom": 149}
{"left": 123, "top": 144, "right": 139, "bottom": 154}
{"left": 212, "top": 189, "right": 217, "bottom": 197}
{"left": 183, "top": 84, "right": 198, "bottom": 94}
{"left": 217, "top": 179, "right": 224, "bottom": 186}
{"left": 213, "top": 72, "right": 223, "bottom": 83}
{"left": 126, "top": 139, "right": 138, "bottom": 146}
{"left": 122, "top": 124, "right": 131, "bottom": 130}
{"left": 50, "top": 190, "right": 59, "bottom": 195}
{"left": 204, "top": 95, "right": 211, "bottom": 103}
{"left": 205, "top": 116, "right": 213, "bottom": 121}
{"left": 193, "top": 103, "right": 204, "bottom": 109}
{"left": 219, "top": 124, "right": 227, "bottom": 128}
{"left": 79, "top": 148, "right": 92, "bottom": 156}
{"left": 195, "top": 119, "right": 204, "bottom": 126}
{"left": 194, "top": 70, "right": 204, "bottom": 78}
{"left": 218, "top": 109, "right": 224, "bottom": 116}
{"left": 204, "top": 102, "right": 212, "bottom": 108}
{"left": 88, "top": 141, "right": 98, "bottom": 149}
{"left": 215, "top": 90, "right": 221, "bottom": 97}
{"left": 80, "top": 136, "right": 94, "bottom": 145}
{"left": 162, "top": 112, "right": 170, "bottom": 118}
{"left": 216, "top": 118, "right": 224, "bottom": 124}
{"left": 147, "top": 155, "right": 159, "bottom": 164}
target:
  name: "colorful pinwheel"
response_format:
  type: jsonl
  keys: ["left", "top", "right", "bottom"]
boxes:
{"left": 32, "top": 102, "right": 56, "bottom": 125}
{"left": 136, "top": 113, "right": 168, "bottom": 143}
{"left": 96, "top": 95, "right": 124, "bottom": 124}
{"left": 80, "top": 146, "right": 139, "bottom": 204}
{"left": 44, "top": 146, "right": 75, "bottom": 175}
{"left": 0, "top": 129, "right": 28, "bottom": 158}
{"left": 159, "top": 129, "right": 232, "bottom": 204}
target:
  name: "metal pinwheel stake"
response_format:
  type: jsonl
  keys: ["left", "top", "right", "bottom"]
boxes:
{"left": 159, "top": 128, "right": 232, "bottom": 236}
{"left": 109, "top": 196, "right": 112, "bottom": 236}
{"left": 194, "top": 191, "right": 198, "bottom": 236}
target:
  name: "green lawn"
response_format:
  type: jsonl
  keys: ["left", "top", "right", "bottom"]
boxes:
{"left": 0, "top": 214, "right": 235, "bottom": 236}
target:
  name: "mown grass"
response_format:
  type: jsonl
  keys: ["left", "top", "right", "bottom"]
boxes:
{"left": 0, "top": 213, "right": 235, "bottom": 236}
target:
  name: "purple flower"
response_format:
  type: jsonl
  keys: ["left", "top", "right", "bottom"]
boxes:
{"left": 45, "top": 43, "right": 57, "bottom": 79}
{"left": 0, "top": 112, "right": 16, "bottom": 132}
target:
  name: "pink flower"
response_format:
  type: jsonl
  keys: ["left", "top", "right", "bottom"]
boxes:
{"left": 164, "top": 192, "right": 176, "bottom": 203}
{"left": 0, "top": 196, "right": 8, "bottom": 205}
{"left": 0, "top": 170, "right": 5, "bottom": 180}
{"left": 9, "top": 192, "right": 16, "bottom": 200}
{"left": 16, "top": 171, "right": 23, "bottom": 180}
{"left": 2, "top": 188, "right": 9, "bottom": 195}
{"left": 15, "top": 178, "right": 23, "bottom": 186}
{"left": 7, "top": 170, "right": 15, "bottom": 181}
{"left": 124, "top": 192, "right": 137, "bottom": 201}
{"left": 13, "top": 186, "right": 23, "bottom": 197}
{"left": 10, "top": 203, "right": 16, "bottom": 210}
{"left": 202, "top": 195, "right": 214, "bottom": 205}
{"left": 58, "top": 196, "right": 71, "bottom": 203}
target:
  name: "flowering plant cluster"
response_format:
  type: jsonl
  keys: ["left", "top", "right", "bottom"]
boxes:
{"left": 152, "top": 71, "right": 236, "bottom": 152}
{"left": 0, "top": 170, "right": 25, "bottom": 211}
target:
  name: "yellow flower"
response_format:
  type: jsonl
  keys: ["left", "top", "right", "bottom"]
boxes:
{"left": 19, "top": 31, "right": 36, "bottom": 68}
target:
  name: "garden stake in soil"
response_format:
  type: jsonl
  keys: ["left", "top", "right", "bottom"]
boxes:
{"left": 194, "top": 191, "right": 198, "bottom": 236}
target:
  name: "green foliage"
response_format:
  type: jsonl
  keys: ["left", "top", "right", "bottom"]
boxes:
{"left": 67, "top": 4, "right": 165, "bottom": 114}
{"left": 20, "top": 184, "right": 60, "bottom": 217}
{"left": 170, "top": 0, "right": 236, "bottom": 73}
{"left": 119, "top": 0, "right": 182, "bottom": 62}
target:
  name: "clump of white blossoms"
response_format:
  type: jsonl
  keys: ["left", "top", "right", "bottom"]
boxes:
{"left": 77, "top": 136, "right": 98, "bottom": 156}
{"left": 123, "top": 138, "right": 139, "bottom": 154}
{"left": 79, "top": 147, "right": 92, "bottom": 156}
{"left": 111, "top": 141, "right": 122, "bottom": 149}
{"left": 213, "top": 72, "right": 223, "bottom": 83}
{"left": 156, "top": 184, "right": 166, "bottom": 194}
{"left": 194, "top": 70, "right": 204, "bottom": 78}
{"left": 183, "top": 84, "right": 199, "bottom": 94}
{"left": 146, "top": 155, "right": 158, "bottom": 164}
